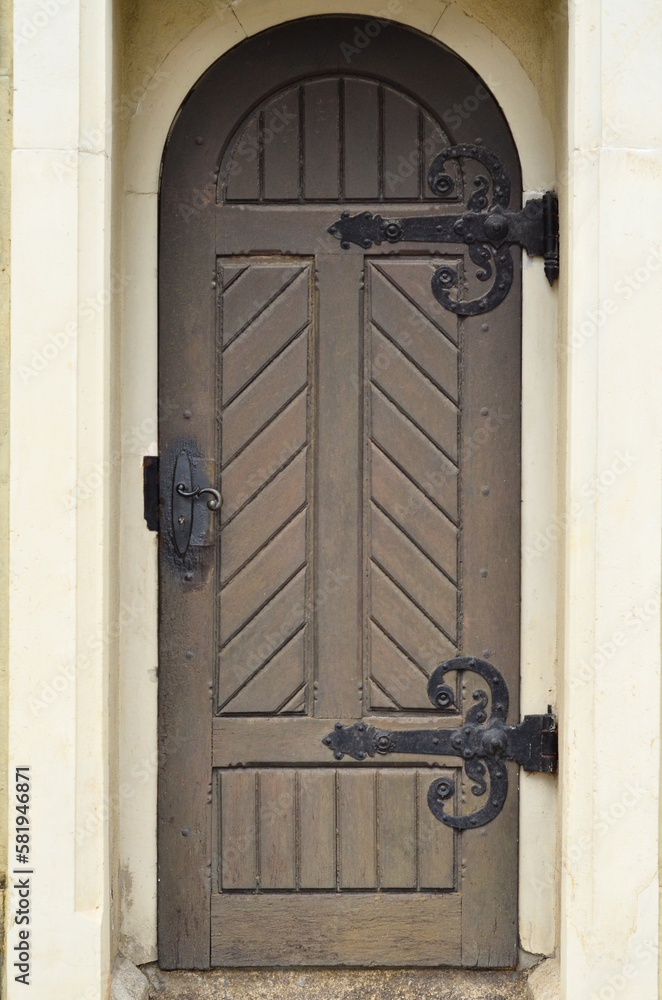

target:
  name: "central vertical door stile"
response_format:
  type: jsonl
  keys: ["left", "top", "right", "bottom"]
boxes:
{"left": 456, "top": 295, "right": 464, "bottom": 673}
{"left": 314, "top": 252, "right": 365, "bottom": 721}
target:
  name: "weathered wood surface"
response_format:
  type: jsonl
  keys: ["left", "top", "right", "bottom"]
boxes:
{"left": 160, "top": 15, "right": 522, "bottom": 970}
{"left": 211, "top": 894, "right": 462, "bottom": 966}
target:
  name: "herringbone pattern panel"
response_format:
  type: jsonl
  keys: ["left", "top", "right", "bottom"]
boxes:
{"left": 366, "top": 260, "right": 460, "bottom": 710}
{"left": 217, "top": 260, "right": 311, "bottom": 715}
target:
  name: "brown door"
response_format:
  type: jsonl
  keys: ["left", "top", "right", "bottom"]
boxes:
{"left": 158, "top": 17, "right": 521, "bottom": 970}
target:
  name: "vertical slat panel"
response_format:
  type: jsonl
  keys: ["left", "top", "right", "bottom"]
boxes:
{"left": 338, "top": 771, "right": 377, "bottom": 888}
{"left": 221, "top": 770, "right": 257, "bottom": 890}
{"left": 382, "top": 87, "right": 420, "bottom": 199}
{"left": 343, "top": 78, "right": 380, "bottom": 199}
{"left": 422, "top": 117, "right": 448, "bottom": 199}
{"left": 263, "top": 88, "right": 300, "bottom": 200}
{"left": 225, "top": 115, "right": 260, "bottom": 201}
{"left": 418, "top": 771, "right": 455, "bottom": 889}
{"left": 303, "top": 78, "right": 340, "bottom": 199}
{"left": 299, "top": 770, "right": 336, "bottom": 888}
{"left": 379, "top": 770, "right": 417, "bottom": 888}
{"left": 259, "top": 770, "right": 297, "bottom": 888}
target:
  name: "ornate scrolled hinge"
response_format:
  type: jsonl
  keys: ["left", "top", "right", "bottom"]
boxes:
{"left": 322, "top": 656, "right": 557, "bottom": 830}
{"left": 327, "top": 144, "right": 559, "bottom": 316}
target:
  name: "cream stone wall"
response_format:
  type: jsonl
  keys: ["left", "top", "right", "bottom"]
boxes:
{"left": 559, "top": 1, "right": 662, "bottom": 997}
{"left": 0, "top": 0, "right": 12, "bottom": 971}
{"left": 6, "top": 0, "right": 115, "bottom": 996}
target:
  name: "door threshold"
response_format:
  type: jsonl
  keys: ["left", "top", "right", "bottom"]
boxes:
{"left": 141, "top": 964, "right": 536, "bottom": 1000}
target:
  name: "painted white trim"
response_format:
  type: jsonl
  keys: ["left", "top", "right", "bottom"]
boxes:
{"left": 119, "top": 0, "right": 558, "bottom": 961}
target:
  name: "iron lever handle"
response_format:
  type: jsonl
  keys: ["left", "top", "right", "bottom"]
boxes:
{"left": 175, "top": 482, "right": 222, "bottom": 511}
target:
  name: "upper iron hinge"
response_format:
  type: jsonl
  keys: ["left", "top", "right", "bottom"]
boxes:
{"left": 327, "top": 144, "right": 559, "bottom": 316}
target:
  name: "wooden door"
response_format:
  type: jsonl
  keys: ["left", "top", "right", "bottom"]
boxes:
{"left": 158, "top": 17, "right": 521, "bottom": 971}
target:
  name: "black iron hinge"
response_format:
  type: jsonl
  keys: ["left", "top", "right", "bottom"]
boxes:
{"left": 143, "top": 455, "right": 160, "bottom": 531}
{"left": 323, "top": 656, "right": 557, "bottom": 830}
{"left": 328, "top": 144, "right": 559, "bottom": 316}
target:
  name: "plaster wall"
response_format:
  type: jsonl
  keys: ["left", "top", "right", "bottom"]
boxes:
{"left": 0, "top": 0, "right": 11, "bottom": 973}
{"left": 6, "top": 0, "right": 115, "bottom": 996}
{"left": 116, "top": 0, "right": 560, "bottom": 970}
{"left": 558, "top": 0, "right": 662, "bottom": 997}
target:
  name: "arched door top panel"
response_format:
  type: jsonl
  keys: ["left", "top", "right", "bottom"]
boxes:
{"left": 221, "top": 75, "right": 459, "bottom": 203}
{"left": 162, "top": 16, "right": 521, "bottom": 212}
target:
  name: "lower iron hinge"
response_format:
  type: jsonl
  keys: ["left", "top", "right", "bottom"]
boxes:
{"left": 322, "top": 656, "right": 557, "bottom": 830}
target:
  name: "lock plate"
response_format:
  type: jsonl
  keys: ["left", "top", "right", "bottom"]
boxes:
{"left": 172, "top": 450, "right": 194, "bottom": 556}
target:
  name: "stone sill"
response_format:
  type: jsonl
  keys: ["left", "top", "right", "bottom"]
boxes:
{"left": 132, "top": 960, "right": 560, "bottom": 1000}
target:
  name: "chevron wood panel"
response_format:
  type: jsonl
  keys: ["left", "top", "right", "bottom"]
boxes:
{"left": 365, "top": 260, "right": 460, "bottom": 711}
{"left": 217, "top": 259, "right": 312, "bottom": 716}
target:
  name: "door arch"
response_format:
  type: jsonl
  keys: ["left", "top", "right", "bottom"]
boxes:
{"left": 158, "top": 16, "right": 522, "bottom": 970}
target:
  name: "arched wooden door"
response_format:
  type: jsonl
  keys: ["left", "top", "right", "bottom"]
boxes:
{"left": 158, "top": 16, "right": 521, "bottom": 970}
